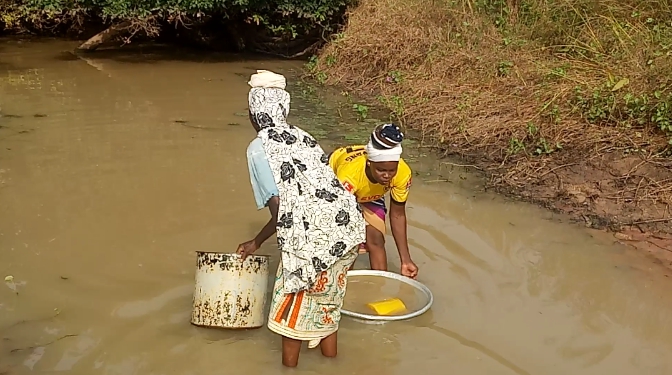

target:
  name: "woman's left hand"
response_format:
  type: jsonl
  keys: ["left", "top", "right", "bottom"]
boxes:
{"left": 236, "top": 240, "right": 259, "bottom": 260}
{"left": 401, "top": 261, "right": 419, "bottom": 279}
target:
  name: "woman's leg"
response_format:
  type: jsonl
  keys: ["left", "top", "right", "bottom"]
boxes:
{"left": 278, "top": 294, "right": 302, "bottom": 367}
{"left": 360, "top": 199, "right": 388, "bottom": 271}
{"left": 366, "top": 224, "right": 388, "bottom": 271}
{"left": 320, "top": 332, "right": 338, "bottom": 357}
{"left": 322, "top": 248, "right": 356, "bottom": 358}
{"left": 282, "top": 336, "right": 303, "bottom": 367}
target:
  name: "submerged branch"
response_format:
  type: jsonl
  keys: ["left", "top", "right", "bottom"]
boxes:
{"left": 76, "top": 21, "right": 133, "bottom": 51}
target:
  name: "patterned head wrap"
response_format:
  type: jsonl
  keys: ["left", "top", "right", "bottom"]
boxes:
{"left": 248, "top": 70, "right": 290, "bottom": 129}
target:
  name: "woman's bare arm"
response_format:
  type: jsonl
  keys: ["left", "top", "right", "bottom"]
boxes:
{"left": 254, "top": 196, "right": 280, "bottom": 247}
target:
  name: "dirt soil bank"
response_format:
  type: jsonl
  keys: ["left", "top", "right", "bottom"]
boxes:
{"left": 309, "top": 0, "right": 672, "bottom": 265}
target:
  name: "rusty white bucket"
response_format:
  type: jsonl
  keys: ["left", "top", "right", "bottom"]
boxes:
{"left": 191, "top": 252, "right": 270, "bottom": 329}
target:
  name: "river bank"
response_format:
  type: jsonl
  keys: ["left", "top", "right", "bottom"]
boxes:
{"left": 293, "top": 74, "right": 672, "bottom": 270}
{"left": 308, "top": 0, "right": 672, "bottom": 265}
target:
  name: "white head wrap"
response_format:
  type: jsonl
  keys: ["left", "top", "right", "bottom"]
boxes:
{"left": 366, "top": 143, "right": 403, "bottom": 162}
{"left": 248, "top": 69, "right": 286, "bottom": 90}
{"left": 366, "top": 123, "right": 404, "bottom": 162}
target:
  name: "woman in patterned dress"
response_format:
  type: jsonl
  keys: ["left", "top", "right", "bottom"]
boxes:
{"left": 236, "top": 70, "right": 366, "bottom": 368}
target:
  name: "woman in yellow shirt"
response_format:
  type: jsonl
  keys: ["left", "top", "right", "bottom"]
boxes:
{"left": 328, "top": 124, "right": 419, "bottom": 279}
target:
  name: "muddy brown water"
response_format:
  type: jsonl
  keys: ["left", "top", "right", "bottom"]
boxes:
{"left": 1, "top": 39, "right": 672, "bottom": 375}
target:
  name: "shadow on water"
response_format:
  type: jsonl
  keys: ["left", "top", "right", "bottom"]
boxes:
{"left": 3, "top": 36, "right": 271, "bottom": 63}
{"left": 70, "top": 46, "right": 276, "bottom": 65}
{"left": 50, "top": 40, "right": 294, "bottom": 66}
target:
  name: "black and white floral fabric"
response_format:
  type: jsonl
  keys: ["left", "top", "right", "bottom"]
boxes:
{"left": 249, "top": 87, "right": 366, "bottom": 294}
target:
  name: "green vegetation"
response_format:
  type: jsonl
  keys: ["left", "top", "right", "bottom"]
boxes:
{"left": 0, "top": 0, "right": 353, "bottom": 53}
{"left": 310, "top": 0, "right": 672, "bottom": 229}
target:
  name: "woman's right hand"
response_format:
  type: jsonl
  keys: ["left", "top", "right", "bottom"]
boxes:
{"left": 236, "top": 240, "right": 259, "bottom": 260}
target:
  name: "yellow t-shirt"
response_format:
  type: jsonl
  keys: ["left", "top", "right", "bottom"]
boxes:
{"left": 329, "top": 145, "right": 412, "bottom": 203}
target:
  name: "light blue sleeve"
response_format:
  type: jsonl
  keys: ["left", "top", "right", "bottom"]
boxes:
{"left": 246, "top": 138, "right": 279, "bottom": 210}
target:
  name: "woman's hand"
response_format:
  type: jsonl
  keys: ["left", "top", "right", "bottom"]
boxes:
{"left": 401, "top": 260, "right": 418, "bottom": 279}
{"left": 236, "top": 240, "right": 259, "bottom": 260}
{"left": 237, "top": 197, "right": 279, "bottom": 262}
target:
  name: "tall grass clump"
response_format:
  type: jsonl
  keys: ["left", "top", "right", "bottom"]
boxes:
{"left": 311, "top": 0, "right": 672, "bottom": 206}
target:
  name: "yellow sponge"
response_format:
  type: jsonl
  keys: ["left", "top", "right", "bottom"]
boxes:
{"left": 367, "top": 298, "right": 407, "bottom": 316}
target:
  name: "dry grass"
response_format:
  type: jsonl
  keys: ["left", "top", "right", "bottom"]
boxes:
{"left": 312, "top": 0, "right": 672, "bottom": 221}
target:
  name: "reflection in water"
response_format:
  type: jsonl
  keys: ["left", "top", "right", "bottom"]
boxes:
{"left": 1, "top": 39, "right": 672, "bottom": 375}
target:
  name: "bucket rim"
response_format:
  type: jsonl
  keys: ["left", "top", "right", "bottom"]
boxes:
{"left": 194, "top": 251, "right": 271, "bottom": 259}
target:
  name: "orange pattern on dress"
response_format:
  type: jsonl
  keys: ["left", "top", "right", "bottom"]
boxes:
{"left": 310, "top": 271, "right": 329, "bottom": 293}
{"left": 321, "top": 307, "right": 334, "bottom": 325}
{"left": 337, "top": 273, "right": 346, "bottom": 290}
{"left": 274, "top": 294, "right": 293, "bottom": 323}
{"left": 288, "top": 291, "right": 304, "bottom": 329}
